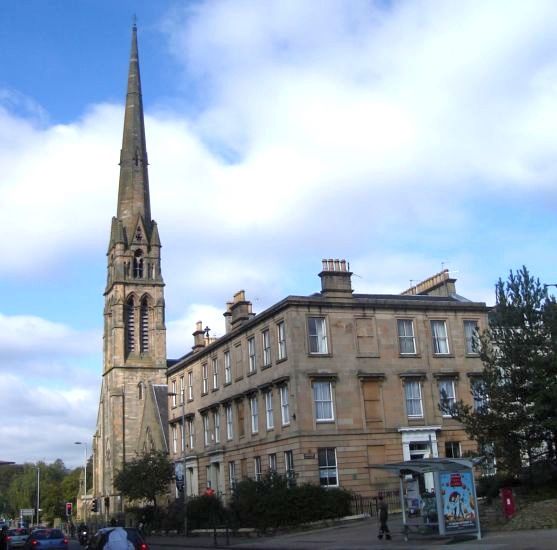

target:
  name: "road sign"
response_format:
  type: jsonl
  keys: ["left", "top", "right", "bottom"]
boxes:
{"left": 20, "top": 509, "right": 34, "bottom": 516}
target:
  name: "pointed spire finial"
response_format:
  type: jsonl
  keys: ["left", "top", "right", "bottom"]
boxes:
{"left": 116, "top": 22, "right": 152, "bottom": 242}
{"left": 132, "top": 14, "right": 137, "bottom": 28}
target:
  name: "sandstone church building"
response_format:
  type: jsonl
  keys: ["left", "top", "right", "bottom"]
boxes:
{"left": 91, "top": 26, "right": 489, "bottom": 519}
{"left": 92, "top": 25, "right": 168, "bottom": 518}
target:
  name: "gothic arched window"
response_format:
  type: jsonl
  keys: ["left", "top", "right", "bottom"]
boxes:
{"left": 140, "top": 297, "right": 149, "bottom": 353}
{"left": 138, "top": 382, "right": 144, "bottom": 400}
{"left": 133, "top": 250, "right": 144, "bottom": 278}
{"left": 126, "top": 296, "right": 135, "bottom": 353}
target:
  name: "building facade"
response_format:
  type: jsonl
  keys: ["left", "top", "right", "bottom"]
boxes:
{"left": 90, "top": 26, "right": 489, "bottom": 514}
{"left": 167, "top": 262, "right": 488, "bottom": 499}
{"left": 92, "top": 25, "right": 168, "bottom": 517}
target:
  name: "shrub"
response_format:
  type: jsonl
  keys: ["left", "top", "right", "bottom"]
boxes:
{"left": 228, "top": 473, "right": 352, "bottom": 532}
{"left": 186, "top": 494, "right": 227, "bottom": 530}
{"left": 477, "top": 474, "right": 520, "bottom": 504}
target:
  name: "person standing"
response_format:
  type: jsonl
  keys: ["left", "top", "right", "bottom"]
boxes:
{"left": 378, "top": 495, "right": 391, "bottom": 540}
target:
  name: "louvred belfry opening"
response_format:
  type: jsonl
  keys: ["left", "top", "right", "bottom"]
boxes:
{"left": 126, "top": 296, "right": 135, "bottom": 353}
{"left": 140, "top": 298, "right": 149, "bottom": 352}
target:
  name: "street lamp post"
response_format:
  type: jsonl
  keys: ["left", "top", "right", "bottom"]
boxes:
{"left": 169, "top": 390, "right": 188, "bottom": 536}
{"left": 75, "top": 442, "right": 88, "bottom": 522}
{"left": 36, "top": 466, "right": 40, "bottom": 526}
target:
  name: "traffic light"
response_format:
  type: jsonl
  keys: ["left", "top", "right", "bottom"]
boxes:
{"left": 91, "top": 498, "right": 98, "bottom": 513}
{"left": 65, "top": 502, "right": 72, "bottom": 516}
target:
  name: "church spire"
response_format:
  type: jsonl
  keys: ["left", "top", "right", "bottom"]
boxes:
{"left": 116, "top": 23, "right": 151, "bottom": 242}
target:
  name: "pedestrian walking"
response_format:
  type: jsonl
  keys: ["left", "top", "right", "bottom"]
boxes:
{"left": 377, "top": 495, "right": 391, "bottom": 540}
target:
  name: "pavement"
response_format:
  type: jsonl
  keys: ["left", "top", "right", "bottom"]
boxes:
{"left": 146, "top": 515, "right": 557, "bottom": 549}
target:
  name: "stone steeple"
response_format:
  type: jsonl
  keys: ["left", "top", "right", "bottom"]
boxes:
{"left": 116, "top": 23, "right": 151, "bottom": 244}
{"left": 94, "top": 24, "right": 167, "bottom": 520}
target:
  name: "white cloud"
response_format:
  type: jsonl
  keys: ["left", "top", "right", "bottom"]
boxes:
{"left": 0, "top": 313, "right": 100, "bottom": 465}
{"left": 3, "top": 0, "right": 557, "bottom": 285}
{"left": 167, "top": 303, "right": 227, "bottom": 359}
{"left": 163, "top": 0, "right": 557, "bottom": 192}
{"left": 2, "top": 0, "right": 557, "bottom": 465}
{"left": 0, "top": 313, "right": 100, "bottom": 357}
{"left": 0, "top": 372, "right": 97, "bottom": 467}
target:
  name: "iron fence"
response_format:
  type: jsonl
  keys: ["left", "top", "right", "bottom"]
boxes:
{"left": 350, "top": 489, "right": 401, "bottom": 517}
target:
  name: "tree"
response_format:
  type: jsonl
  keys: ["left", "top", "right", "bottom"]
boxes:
{"left": 442, "top": 266, "right": 557, "bottom": 478}
{"left": 114, "top": 450, "right": 174, "bottom": 509}
{"left": 0, "top": 464, "right": 20, "bottom": 517}
{"left": 0, "top": 459, "right": 81, "bottom": 523}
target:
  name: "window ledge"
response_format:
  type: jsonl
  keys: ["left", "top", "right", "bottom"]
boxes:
{"left": 276, "top": 357, "right": 288, "bottom": 364}
{"left": 247, "top": 371, "right": 257, "bottom": 377}
{"left": 261, "top": 363, "right": 272, "bottom": 370}
{"left": 399, "top": 353, "right": 421, "bottom": 358}
{"left": 432, "top": 353, "right": 454, "bottom": 358}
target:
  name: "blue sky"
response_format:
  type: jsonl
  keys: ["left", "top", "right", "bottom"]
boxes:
{"left": 1, "top": 0, "right": 557, "bottom": 467}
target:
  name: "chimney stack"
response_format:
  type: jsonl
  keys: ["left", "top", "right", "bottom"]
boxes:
{"left": 401, "top": 269, "right": 457, "bottom": 297}
{"left": 223, "top": 302, "right": 233, "bottom": 334}
{"left": 229, "top": 290, "right": 255, "bottom": 329}
{"left": 319, "top": 258, "right": 353, "bottom": 297}
{"left": 192, "top": 321, "right": 206, "bottom": 352}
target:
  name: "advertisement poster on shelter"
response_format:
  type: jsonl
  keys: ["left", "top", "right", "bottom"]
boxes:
{"left": 440, "top": 471, "right": 477, "bottom": 531}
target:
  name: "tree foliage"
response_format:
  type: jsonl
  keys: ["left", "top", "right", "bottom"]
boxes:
{"left": 114, "top": 450, "right": 174, "bottom": 509}
{"left": 443, "top": 266, "right": 557, "bottom": 477}
{"left": 0, "top": 460, "right": 80, "bottom": 524}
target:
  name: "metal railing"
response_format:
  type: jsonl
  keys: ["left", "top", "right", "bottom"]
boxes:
{"left": 350, "top": 490, "right": 401, "bottom": 517}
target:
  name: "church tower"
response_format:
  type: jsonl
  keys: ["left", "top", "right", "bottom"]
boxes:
{"left": 93, "top": 24, "right": 167, "bottom": 516}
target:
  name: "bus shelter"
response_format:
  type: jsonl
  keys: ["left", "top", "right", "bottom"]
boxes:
{"left": 370, "top": 457, "right": 482, "bottom": 542}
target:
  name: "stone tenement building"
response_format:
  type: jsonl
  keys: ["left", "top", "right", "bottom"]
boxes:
{"left": 92, "top": 25, "right": 168, "bottom": 518}
{"left": 167, "top": 264, "right": 488, "bottom": 499}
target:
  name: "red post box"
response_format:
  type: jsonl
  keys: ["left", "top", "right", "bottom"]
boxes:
{"left": 501, "top": 487, "right": 516, "bottom": 519}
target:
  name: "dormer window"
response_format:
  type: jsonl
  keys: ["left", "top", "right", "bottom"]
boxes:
{"left": 133, "top": 250, "right": 144, "bottom": 278}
